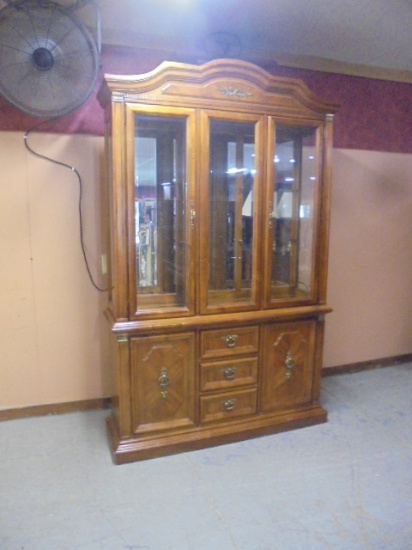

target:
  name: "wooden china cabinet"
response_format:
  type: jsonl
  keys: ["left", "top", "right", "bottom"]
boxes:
{"left": 98, "top": 59, "right": 338, "bottom": 464}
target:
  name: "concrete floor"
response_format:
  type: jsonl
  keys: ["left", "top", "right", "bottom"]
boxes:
{"left": 1, "top": 364, "right": 411, "bottom": 550}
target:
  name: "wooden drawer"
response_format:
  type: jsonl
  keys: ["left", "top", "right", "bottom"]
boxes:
{"left": 200, "top": 357, "right": 258, "bottom": 392}
{"left": 200, "top": 388, "right": 257, "bottom": 424}
{"left": 200, "top": 326, "right": 259, "bottom": 359}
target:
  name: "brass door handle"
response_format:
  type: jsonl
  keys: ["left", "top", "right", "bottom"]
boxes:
{"left": 158, "top": 368, "right": 170, "bottom": 398}
{"left": 190, "top": 200, "right": 196, "bottom": 229}
{"left": 284, "top": 351, "right": 295, "bottom": 379}
{"left": 268, "top": 201, "right": 274, "bottom": 229}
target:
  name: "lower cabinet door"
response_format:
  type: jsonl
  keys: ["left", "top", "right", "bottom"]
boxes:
{"left": 260, "top": 320, "right": 316, "bottom": 412}
{"left": 131, "top": 332, "right": 196, "bottom": 434}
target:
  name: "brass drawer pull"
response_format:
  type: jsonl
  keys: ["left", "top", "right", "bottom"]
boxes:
{"left": 221, "top": 334, "right": 238, "bottom": 348}
{"left": 223, "top": 398, "right": 236, "bottom": 412}
{"left": 221, "top": 367, "right": 237, "bottom": 381}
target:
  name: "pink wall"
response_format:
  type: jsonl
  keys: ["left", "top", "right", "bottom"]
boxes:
{"left": 325, "top": 149, "right": 412, "bottom": 367}
{"left": 0, "top": 133, "right": 111, "bottom": 409}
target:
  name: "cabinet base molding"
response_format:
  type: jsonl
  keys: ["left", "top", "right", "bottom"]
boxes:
{"left": 107, "top": 406, "right": 327, "bottom": 465}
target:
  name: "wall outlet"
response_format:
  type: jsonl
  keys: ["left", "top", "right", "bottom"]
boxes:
{"left": 101, "top": 254, "right": 108, "bottom": 275}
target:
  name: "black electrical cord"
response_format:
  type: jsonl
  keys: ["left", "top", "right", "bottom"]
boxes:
{"left": 24, "top": 119, "right": 108, "bottom": 292}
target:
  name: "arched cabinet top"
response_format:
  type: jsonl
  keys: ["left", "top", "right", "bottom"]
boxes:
{"left": 98, "top": 58, "right": 339, "bottom": 120}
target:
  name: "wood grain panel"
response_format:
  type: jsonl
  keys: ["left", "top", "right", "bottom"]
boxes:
{"left": 131, "top": 332, "right": 196, "bottom": 434}
{"left": 260, "top": 320, "right": 316, "bottom": 412}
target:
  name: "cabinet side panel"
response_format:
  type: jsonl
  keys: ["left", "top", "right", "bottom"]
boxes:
{"left": 318, "top": 116, "right": 334, "bottom": 304}
{"left": 111, "top": 100, "right": 130, "bottom": 320}
{"left": 112, "top": 334, "right": 132, "bottom": 437}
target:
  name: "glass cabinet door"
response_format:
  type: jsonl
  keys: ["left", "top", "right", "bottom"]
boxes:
{"left": 200, "top": 114, "right": 263, "bottom": 312}
{"left": 129, "top": 109, "right": 195, "bottom": 316}
{"left": 265, "top": 121, "right": 321, "bottom": 305}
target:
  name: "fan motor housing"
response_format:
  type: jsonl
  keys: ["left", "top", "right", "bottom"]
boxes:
{"left": 32, "top": 47, "right": 55, "bottom": 71}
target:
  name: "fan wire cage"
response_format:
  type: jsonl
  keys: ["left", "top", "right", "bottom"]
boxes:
{"left": 0, "top": 0, "right": 100, "bottom": 117}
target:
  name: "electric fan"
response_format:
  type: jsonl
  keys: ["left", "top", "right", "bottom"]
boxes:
{"left": 0, "top": 0, "right": 100, "bottom": 117}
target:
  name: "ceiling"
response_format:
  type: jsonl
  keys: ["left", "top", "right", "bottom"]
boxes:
{"left": 90, "top": 0, "right": 412, "bottom": 82}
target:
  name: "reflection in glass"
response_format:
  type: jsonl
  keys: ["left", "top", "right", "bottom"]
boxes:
{"left": 271, "top": 125, "right": 317, "bottom": 300}
{"left": 134, "top": 115, "right": 187, "bottom": 311}
{"left": 208, "top": 120, "right": 256, "bottom": 306}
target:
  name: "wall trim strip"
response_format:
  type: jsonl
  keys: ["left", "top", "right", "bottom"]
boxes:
{"left": 0, "top": 398, "right": 111, "bottom": 422}
{"left": 322, "top": 353, "right": 412, "bottom": 377}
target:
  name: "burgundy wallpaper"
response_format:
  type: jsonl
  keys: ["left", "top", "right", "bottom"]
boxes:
{"left": 0, "top": 45, "right": 411, "bottom": 154}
